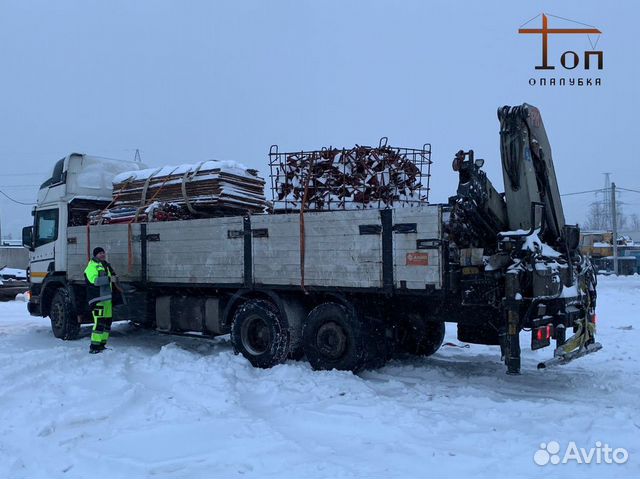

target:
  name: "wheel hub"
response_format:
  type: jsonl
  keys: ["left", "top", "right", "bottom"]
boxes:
{"left": 316, "top": 321, "right": 347, "bottom": 359}
{"left": 241, "top": 315, "right": 271, "bottom": 356}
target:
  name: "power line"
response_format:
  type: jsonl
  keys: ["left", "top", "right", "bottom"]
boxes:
{"left": 560, "top": 188, "right": 605, "bottom": 197}
{"left": 1, "top": 172, "right": 46, "bottom": 177}
{"left": 0, "top": 189, "right": 35, "bottom": 206}
{"left": 618, "top": 187, "right": 640, "bottom": 194}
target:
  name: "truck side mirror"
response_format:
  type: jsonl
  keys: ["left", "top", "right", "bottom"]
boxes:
{"left": 22, "top": 226, "right": 34, "bottom": 251}
{"left": 474, "top": 159, "right": 485, "bottom": 168}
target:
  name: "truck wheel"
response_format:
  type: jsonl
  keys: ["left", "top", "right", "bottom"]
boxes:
{"left": 50, "top": 288, "right": 80, "bottom": 340}
{"left": 303, "top": 302, "right": 377, "bottom": 373}
{"left": 231, "top": 299, "right": 290, "bottom": 368}
{"left": 396, "top": 315, "right": 445, "bottom": 357}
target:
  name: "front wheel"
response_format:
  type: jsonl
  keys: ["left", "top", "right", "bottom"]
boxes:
{"left": 50, "top": 288, "right": 80, "bottom": 340}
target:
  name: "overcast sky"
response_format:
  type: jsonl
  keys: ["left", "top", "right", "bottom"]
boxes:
{"left": 0, "top": 0, "right": 638, "bottom": 238}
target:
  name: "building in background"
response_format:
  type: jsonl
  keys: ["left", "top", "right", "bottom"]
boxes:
{"left": 580, "top": 230, "right": 640, "bottom": 275}
{"left": 0, "top": 240, "right": 28, "bottom": 270}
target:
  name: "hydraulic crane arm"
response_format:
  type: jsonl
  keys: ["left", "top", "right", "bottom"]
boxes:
{"left": 498, "top": 103, "right": 566, "bottom": 246}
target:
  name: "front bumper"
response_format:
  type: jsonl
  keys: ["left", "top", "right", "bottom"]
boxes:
{"left": 27, "top": 283, "right": 42, "bottom": 316}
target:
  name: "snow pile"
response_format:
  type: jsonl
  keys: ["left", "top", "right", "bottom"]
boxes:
{"left": 74, "top": 158, "right": 147, "bottom": 191}
{"left": 500, "top": 228, "right": 562, "bottom": 258}
{"left": 0, "top": 276, "right": 638, "bottom": 477}
{"left": 113, "top": 160, "right": 254, "bottom": 184}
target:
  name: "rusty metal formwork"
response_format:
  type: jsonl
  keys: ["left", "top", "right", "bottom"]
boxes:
{"left": 268, "top": 138, "right": 432, "bottom": 212}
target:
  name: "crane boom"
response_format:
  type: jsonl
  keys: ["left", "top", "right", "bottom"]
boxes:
{"left": 498, "top": 103, "right": 566, "bottom": 245}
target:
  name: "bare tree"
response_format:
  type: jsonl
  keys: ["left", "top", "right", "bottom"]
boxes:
{"left": 583, "top": 199, "right": 626, "bottom": 231}
{"left": 583, "top": 202, "right": 608, "bottom": 230}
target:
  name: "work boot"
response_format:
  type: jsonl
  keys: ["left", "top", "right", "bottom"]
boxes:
{"left": 89, "top": 344, "right": 105, "bottom": 354}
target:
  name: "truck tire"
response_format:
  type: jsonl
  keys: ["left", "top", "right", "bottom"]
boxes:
{"left": 50, "top": 288, "right": 81, "bottom": 340}
{"left": 303, "top": 302, "right": 379, "bottom": 373}
{"left": 396, "top": 315, "right": 445, "bottom": 357}
{"left": 231, "top": 299, "right": 290, "bottom": 368}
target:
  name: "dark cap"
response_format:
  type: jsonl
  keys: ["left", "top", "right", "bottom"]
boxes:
{"left": 93, "top": 247, "right": 105, "bottom": 257}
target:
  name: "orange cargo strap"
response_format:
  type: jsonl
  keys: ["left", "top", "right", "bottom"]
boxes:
{"left": 86, "top": 223, "right": 91, "bottom": 262}
{"left": 134, "top": 166, "right": 179, "bottom": 223}
{"left": 127, "top": 223, "right": 133, "bottom": 273}
{"left": 94, "top": 179, "right": 133, "bottom": 224}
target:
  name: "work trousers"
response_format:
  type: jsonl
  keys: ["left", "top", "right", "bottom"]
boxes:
{"left": 90, "top": 300, "right": 113, "bottom": 351}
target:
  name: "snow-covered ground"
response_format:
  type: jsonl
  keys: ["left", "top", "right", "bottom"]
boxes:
{"left": 0, "top": 276, "right": 638, "bottom": 478}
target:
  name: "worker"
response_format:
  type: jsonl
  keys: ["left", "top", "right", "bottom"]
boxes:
{"left": 84, "top": 247, "right": 122, "bottom": 354}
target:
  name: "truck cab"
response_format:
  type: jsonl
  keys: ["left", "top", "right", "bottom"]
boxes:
{"left": 22, "top": 153, "right": 146, "bottom": 317}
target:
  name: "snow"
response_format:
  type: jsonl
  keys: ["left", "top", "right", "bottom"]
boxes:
{"left": 113, "top": 160, "right": 256, "bottom": 185}
{"left": 74, "top": 160, "right": 143, "bottom": 191}
{"left": 502, "top": 228, "right": 562, "bottom": 258}
{"left": 62, "top": 155, "right": 147, "bottom": 199}
{"left": 559, "top": 284, "right": 578, "bottom": 298}
{"left": 0, "top": 276, "right": 639, "bottom": 477}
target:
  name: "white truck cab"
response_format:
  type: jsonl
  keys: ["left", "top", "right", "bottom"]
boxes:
{"left": 23, "top": 153, "right": 146, "bottom": 316}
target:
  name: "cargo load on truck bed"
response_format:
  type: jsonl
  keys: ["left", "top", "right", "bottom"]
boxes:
{"left": 88, "top": 160, "right": 267, "bottom": 224}
{"left": 269, "top": 139, "right": 432, "bottom": 212}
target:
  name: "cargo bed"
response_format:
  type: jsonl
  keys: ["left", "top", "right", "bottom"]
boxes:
{"left": 66, "top": 205, "right": 443, "bottom": 292}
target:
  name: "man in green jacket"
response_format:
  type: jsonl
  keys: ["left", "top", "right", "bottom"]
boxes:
{"left": 85, "top": 247, "right": 117, "bottom": 354}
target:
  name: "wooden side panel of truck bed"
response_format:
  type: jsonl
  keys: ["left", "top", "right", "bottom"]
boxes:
{"left": 392, "top": 207, "right": 441, "bottom": 289}
{"left": 145, "top": 217, "right": 245, "bottom": 283}
{"left": 67, "top": 224, "right": 143, "bottom": 283}
{"left": 66, "top": 205, "right": 442, "bottom": 290}
{"left": 251, "top": 209, "right": 384, "bottom": 289}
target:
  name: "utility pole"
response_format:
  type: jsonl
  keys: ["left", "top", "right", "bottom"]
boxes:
{"left": 602, "top": 172, "right": 611, "bottom": 221}
{"left": 134, "top": 149, "right": 142, "bottom": 163}
{"left": 611, "top": 182, "right": 618, "bottom": 274}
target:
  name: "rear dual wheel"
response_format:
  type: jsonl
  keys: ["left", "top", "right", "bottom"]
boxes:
{"left": 303, "top": 302, "right": 384, "bottom": 373}
{"left": 232, "top": 299, "right": 386, "bottom": 373}
{"left": 395, "top": 313, "right": 445, "bottom": 357}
